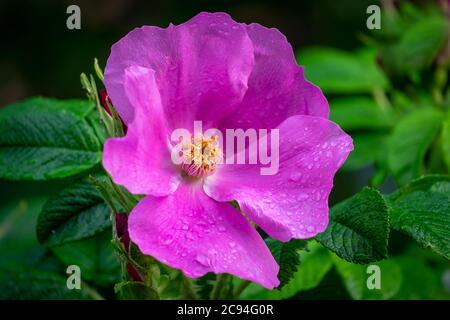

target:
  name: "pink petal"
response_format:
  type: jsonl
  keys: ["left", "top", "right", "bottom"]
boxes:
{"left": 219, "top": 23, "right": 329, "bottom": 131}
{"left": 103, "top": 66, "right": 181, "bottom": 196}
{"left": 105, "top": 12, "right": 254, "bottom": 130}
{"left": 204, "top": 115, "right": 353, "bottom": 241}
{"left": 128, "top": 183, "right": 280, "bottom": 289}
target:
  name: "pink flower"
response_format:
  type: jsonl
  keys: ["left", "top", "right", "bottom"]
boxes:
{"left": 103, "top": 12, "right": 352, "bottom": 289}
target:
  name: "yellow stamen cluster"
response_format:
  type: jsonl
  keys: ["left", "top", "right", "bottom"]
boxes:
{"left": 180, "top": 135, "right": 222, "bottom": 178}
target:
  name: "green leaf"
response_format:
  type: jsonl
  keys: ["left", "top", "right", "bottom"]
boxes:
{"left": 442, "top": 114, "right": 450, "bottom": 172}
{"left": 392, "top": 256, "right": 438, "bottom": 299}
{"left": 115, "top": 281, "right": 159, "bottom": 300}
{"left": 240, "top": 241, "right": 333, "bottom": 299}
{"left": 0, "top": 269, "right": 91, "bottom": 299}
{"left": 297, "top": 47, "right": 389, "bottom": 94}
{"left": 388, "top": 108, "right": 444, "bottom": 186}
{"left": 292, "top": 267, "right": 351, "bottom": 300}
{"left": 52, "top": 230, "right": 120, "bottom": 286}
{"left": 343, "top": 132, "right": 388, "bottom": 171}
{"left": 330, "top": 97, "right": 394, "bottom": 131}
{"left": 281, "top": 242, "right": 333, "bottom": 295}
{"left": 265, "top": 238, "right": 307, "bottom": 288}
{"left": 315, "top": 187, "right": 389, "bottom": 264}
{"left": 36, "top": 179, "right": 111, "bottom": 247}
{"left": 0, "top": 97, "right": 95, "bottom": 119}
{"left": 386, "top": 176, "right": 450, "bottom": 259}
{"left": 381, "top": 15, "right": 449, "bottom": 74}
{"left": 0, "top": 97, "right": 102, "bottom": 180}
{"left": 332, "top": 255, "right": 403, "bottom": 300}
{"left": 388, "top": 174, "right": 450, "bottom": 201}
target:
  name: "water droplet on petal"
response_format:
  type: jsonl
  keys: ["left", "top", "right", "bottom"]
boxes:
{"left": 297, "top": 193, "right": 309, "bottom": 201}
{"left": 160, "top": 234, "right": 174, "bottom": 246}
{"left": 195, "top": 253, "right": 211, "bottom": 267}
{"left": 289, "top": 172, "right": 302, "bottom": 182}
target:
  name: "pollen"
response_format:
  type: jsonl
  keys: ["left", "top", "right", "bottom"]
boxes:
{"left": 180, "top": 135, "right": 223, "bottom": 178}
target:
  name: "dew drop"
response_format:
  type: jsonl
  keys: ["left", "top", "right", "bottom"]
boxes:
{"left": 289, "top": 172, "right": 302, "bottom": 182}
{"left": 160, "top": 234, "right": 174, "bottom": 246}
{"left": 195, "top": 253, "right": 211, "bottom": 267}
{"left": 297, "top": 193, "right": 309, "bottom": 201}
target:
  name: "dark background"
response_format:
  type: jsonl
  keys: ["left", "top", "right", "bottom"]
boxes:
{"left": 0, "top": 0, "right": 375, "bottom": 107}
{"left": 0, "top": 0, "right": 394, "bottom": 208}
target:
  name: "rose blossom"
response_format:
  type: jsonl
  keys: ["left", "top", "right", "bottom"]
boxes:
{"left": 103, "top": 12, "right": 352, "bottom": 289}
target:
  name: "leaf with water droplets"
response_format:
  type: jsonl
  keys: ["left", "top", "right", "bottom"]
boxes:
{"left": 315, "top": 187, "right": 389, "bottom": 264}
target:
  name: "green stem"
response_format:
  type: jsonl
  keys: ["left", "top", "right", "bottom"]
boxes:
{"left": 82, "top": 280, "right": 105, "bottom": 300}
{"left": 432, "top": 64, "right": 448, "bottom": 108}
{"left": 182, "top": 277, "right": 199, "bottom": 300}
{"left": 372, "top": 87, "right": 391, "bottom": 112}
{"left": 110, "top": 180, "right": 134, "bottom": 213}
{"left": 211, "top": 274, "right": 229, "bottom": 300}
{"left": 0, "top": 200, "right": 27, "bottom": 240}
{"left": 89, "top": 74, "right": 114, "bottom": 137}
{"left": 233, "top": 280, "right": 251, "bottom": 299}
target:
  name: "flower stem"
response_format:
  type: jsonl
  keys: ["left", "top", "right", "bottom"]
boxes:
{"left": 211, "top": 274, "right": 229, "bottom": 300}
{"left": 82, "top": 280, "right": 105, "bottom": 300}
{"left": 182, "top": 276, "right": 199, "bottom": 300}
{"left": 372, "top": 87, "right": 391, "bottom": 112}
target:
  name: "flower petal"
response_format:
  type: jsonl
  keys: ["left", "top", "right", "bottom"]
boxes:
{"left": 105, "top": 12, "right": 254, "bottom": 129}
{"left": 103, "top": 66, "right": 181, "bottom": 196}
{"left": 219, "top": 23, "right": 329, "bottom": 131}
{"left": 128, "top": 183, "right": 280, "bottom": 289}
{"left": 205, "top": 115, "right": 353, "bottom": 241}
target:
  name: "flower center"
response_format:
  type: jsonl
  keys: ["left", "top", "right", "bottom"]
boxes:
{"left": 180, "top": 135, "right": 223, "bottom": 178}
